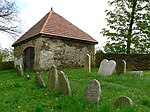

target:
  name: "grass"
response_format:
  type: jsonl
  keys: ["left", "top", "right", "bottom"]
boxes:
{"left": 0, "top": 68, "right": 150, "bottom": 112}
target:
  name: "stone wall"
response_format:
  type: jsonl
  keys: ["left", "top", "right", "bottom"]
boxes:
{"left": 40, "top": 36, "right": 94, "bottom": 70}
{"left": 14, "top": 35, "right": 95, "bottom": 70}
{"left": 14, "top": 37, "right": 42, "bottom": 70}
{"left": 95, "top": 52, "right": 150, "bottom": 70}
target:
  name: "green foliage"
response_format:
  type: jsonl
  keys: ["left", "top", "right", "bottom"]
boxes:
{"left": 0, "top": 61, "right": 14, "bottom": 70}
{"left": 0, "top": 49, "right": 2, "bottom": 62}
{"left": 101, "top": 0, "right": 150, "bottom": 54}
{"left": 141, "top": 98, "right": 150, "bottom": 107}
{"left": 0, "top": 48, "right": 14, "bottom": 70}
{"left": 95, "top": 50, "right": 105, "bottom": 67}
{"left": 0, "top": 69, "right": 150, "bottom": 111}
{"left": 0, "top": 48, "right": 14, "bottom": 62}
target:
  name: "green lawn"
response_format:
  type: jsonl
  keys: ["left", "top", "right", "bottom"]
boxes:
{"left": 0, "top": 68, "right": 150, "bottom": 112}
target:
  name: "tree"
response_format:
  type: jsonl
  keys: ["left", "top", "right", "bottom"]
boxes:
{"left": 0, "top": 0, "right": 20, "bottom": 37}
{"left": 101, "top": 0, "right": 150, "bottom": 54}
{"left": 0, "top": 47, "right": 14, "bottom": 70}
{"left": 0, "top": 47, "right": 14, "bottom": 62}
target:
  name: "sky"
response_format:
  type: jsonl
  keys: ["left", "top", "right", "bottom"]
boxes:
{"left": 0, "top": 0, "right": 109, "bottom": 49}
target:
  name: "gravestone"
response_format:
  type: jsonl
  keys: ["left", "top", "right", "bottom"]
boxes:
{"left": 48, "top": 65, "right": 58, "bottom": 92}
{"left": 123, "top": 60, "right": 126, "bottom": 74}
{"left": 19, "top": 64, "right": 24, "bottom": 76}
{"left": 114, "top": 96, "right": 134, "bottom": 108}
{"left": 84, "top": 54, "right": 91, "bottom": 73}
{"left": 35, "top": 71, "right": 46, "bottom": 88}
{"left": 116, "top": 60, "right": 126, "bottom": 75}
{"left": 58, "top": 71, "right": 71, "bottom": 95}
{"left": 98, "top": 59, "right": 109, "bottom": 76}
{"left": 16, "top": 64, "right": 24, "bottom": 76}
{"left": 16, "top": 65, "right": 20, "bottom": 76}
{"left": 85, "top": 79, "right": 101, "bottom": 104}
{"left": 131, "top": 71, "right": 144, "bottom": 76}
{"left": 105, "top": 60, "right": 116, "bottom": 76}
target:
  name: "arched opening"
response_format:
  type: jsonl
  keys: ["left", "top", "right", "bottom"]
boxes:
{"left": 24, "top": 47, "right": 35, "bottom": 70}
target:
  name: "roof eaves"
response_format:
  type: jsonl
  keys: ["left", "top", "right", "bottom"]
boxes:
{"left": 12, "top": 34, "right": 41, "bottom": 47}
{"left": 40, "top": 33, "right": 98, "bottom": 44}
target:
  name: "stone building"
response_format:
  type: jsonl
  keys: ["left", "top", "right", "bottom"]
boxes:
{"left": 12, "top": 9, "right": 98, "bottom": 70}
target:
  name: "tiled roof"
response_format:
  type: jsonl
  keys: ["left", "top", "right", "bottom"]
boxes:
{"left": 12, "top": 10, "right": 98, "bottom": 46}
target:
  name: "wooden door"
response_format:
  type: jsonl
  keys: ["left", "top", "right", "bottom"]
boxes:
{"left": 24, "top": 47, "right": 35, "bottom": 70}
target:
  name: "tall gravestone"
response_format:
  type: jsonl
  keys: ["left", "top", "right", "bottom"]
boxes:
{"left": 48, "top": 65, "right": 58, "bottom": 92}
{"left": 19, "top": 64, "right": 24, "bottom": 76}
{"left": 85, "top": 79, "right": 101, "bottom": 104}
{"left": 116, "top": 60, "right": 126, "bottom": 75}
{"left": 84, "top": 54, "right": 91, "bottom": 73}
{"left": 16, "top": 65, "right": 20, "bottom": 76}
{"left": 16, "top": 64, "right": 24, "bottom": 76}
{"left": 98, "top": 59, "right": 109, "bottom": 76}
{"left": 58, "top": 71, "right": 71, "bottom": 95}
{"left": 105, "top": 60, "right": 116, "bottom": 76}
{"left": 123, "top": 60, "right": 126, "bottom": 74}
{"left": 114, "top": 96, "right": 134, "bottom": 108}
{"left": 35, "top": 71, "right": 46, "bottom": 88}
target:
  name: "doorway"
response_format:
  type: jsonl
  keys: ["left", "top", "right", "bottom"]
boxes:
{"left": 24, "top": 47, "right": 35, "bottom": 70}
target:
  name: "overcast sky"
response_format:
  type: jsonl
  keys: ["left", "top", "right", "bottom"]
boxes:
{"left": 0, "top": 0, "right": 109, "bottom": 49}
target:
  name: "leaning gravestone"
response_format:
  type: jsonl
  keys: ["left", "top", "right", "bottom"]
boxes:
{"left": 116, "top": 60, "right": 126, "bottom": 75}
{"left": 85, "top": 79, "right": 101, "bottom": 104}
{"left": 84, "top": 54, "right": 91, "bottom": 73}
{"left": 16, "top": 64, "right": 24, "bottom": 76}
{"left": 105, "top": 60, "right": 116, "bottom": 76}
{"left": 98, "top": 59, "right": 109, "bottom": 76}
{"left": 58, "top": 71, "right": 71, "bottom": 95}
{"left": 35, "top": 71, "right": 46, "bottom": 88}
{"left": 48, "top": 65, "right": 58, "bottom": 92}
{"left": 114, "top": 96, "right": 134, "bottom": 108}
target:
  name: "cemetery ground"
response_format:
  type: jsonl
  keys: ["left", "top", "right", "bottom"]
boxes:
{"left": 0, "top": 68, "right": 150, "bottom": 112}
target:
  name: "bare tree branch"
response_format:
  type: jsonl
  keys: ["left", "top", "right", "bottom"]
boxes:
{"left": 0, "top": 0, "right": 20, "bottom": 38}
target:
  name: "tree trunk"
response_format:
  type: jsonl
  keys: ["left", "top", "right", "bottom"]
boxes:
{"left": 127, "top": 0, "right": 137, "bottom": 54}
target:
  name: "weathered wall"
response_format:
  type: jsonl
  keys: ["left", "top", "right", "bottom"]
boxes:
{"left": 95, "top": 52, "right": 150, "bottom": 70}
{"left": 14, "top": 35, "right": 95, "bottom": 70}
{"left": 14, "top": 37, "right": 42, "bottom": 70}
{"left": 39, "top": 37, "right": 94, "bottom": 70}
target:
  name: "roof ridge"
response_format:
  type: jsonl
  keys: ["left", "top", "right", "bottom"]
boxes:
{"left": 40, "top": 11, "right": 53, "bottom": 33}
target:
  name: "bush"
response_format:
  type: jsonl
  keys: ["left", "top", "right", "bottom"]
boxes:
{"left": 95, "top": 50, "right": 105, "bottom": 67}
{"left": 0, "top": 61, "right": 14, "bottom": 70}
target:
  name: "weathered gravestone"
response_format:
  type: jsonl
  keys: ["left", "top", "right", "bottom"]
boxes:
{"left": 16, "top": 64, "right": 24, "bottom": 76}
{"left": 16, "top": 65, "right": 20, "bottom": 76}
{"left": 84, "top": 54, "right": 91, "bottom": 73}
{"left": 48, "top": 65, "right": 58, "bottom": 92}
{"left": 98, "top": 59, "right": 109, "bottom": 76}
{"left": 131, "top": 71, "right": 144, "bottom": 76}
{"left": 114, "top": 96, "right": 134, "bottom": 108}
{"left": 35, "top": 71, "right": 46, "bottom": 88}
{"left": 105, "top": 60, "right": 116, "bottom": 76}
{"left": 85, "top": 79, "right": 101, "bottom": 104}
{"left": 58, "top": 71, "right": 71, "bottom": 95}
{"left": 116, "top": 60, "right": 126, "bottom": 75}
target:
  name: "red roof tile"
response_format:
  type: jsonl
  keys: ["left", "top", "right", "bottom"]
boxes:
{"left": 12, "top": 10, "right": 98, "bottom": 46}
